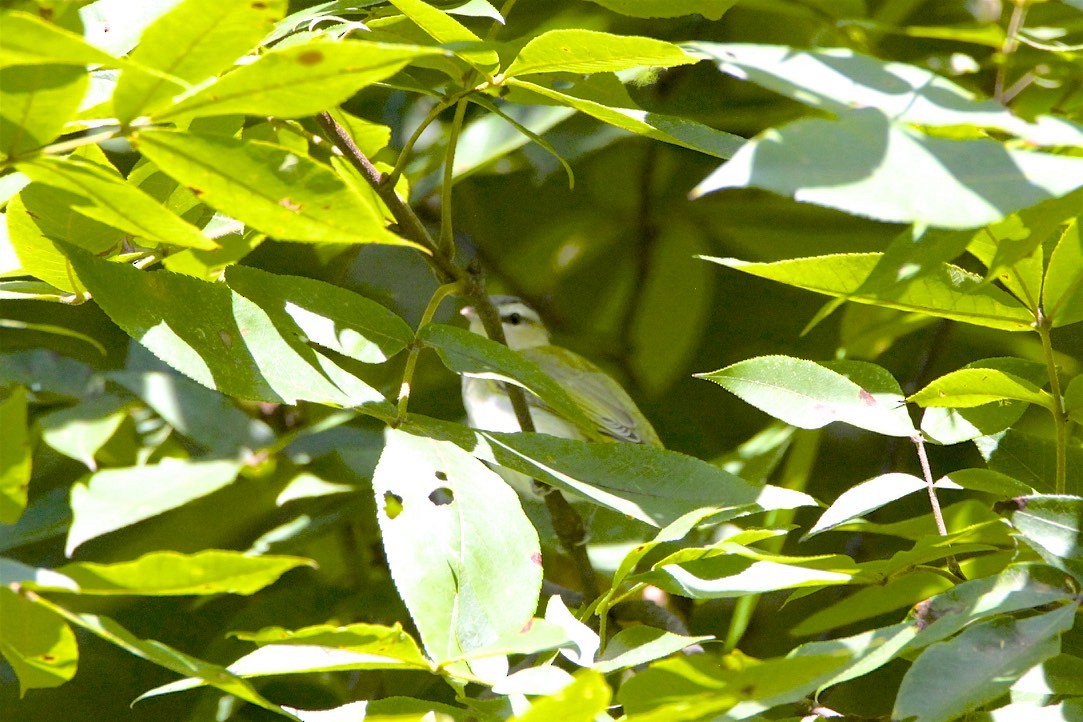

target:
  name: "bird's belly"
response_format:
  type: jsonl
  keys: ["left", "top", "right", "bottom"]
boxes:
{"left": 462, "top": 379, "right": 583, "bottom": 439}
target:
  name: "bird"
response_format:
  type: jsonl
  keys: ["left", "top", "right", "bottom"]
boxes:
{"left": 459, "top": 296, "right": 662, "bottom": 449}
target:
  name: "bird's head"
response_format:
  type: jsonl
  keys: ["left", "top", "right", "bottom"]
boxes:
{"left": 460, "top": 296, "right": 550, "bottom": 350}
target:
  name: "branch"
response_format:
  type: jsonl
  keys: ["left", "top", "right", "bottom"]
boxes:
{"left": 317, "top": 112, "right": 599, "bottom": 598}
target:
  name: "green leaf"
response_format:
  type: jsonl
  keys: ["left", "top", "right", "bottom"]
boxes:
{"left": 584, "top": 0, "right": 738, "bottom": 19}
{"left": 790, "top": 622, "right": 919, "bottom": 694}
{"left": 0, "top": 586, "right": 77, "bottom": 695}
{"left": 456, "top": 98, "right": 576, "bottom": 187}
{"left": 135, "top": 129, "right": 413, "bottom": 247}
{"left": 1008, "top": 496, "right": 1083, "bottom": 580}
{"left": 701, "top": 253, "right": 1034, "bottom": 331}
{"left": 33, "top": 598, "right": 296, "bottom": 719}
{"left": 156, "top": 40, "right": 443, "bottom": 121}
{"left": 691, "top": 109, "right": 1083, "bottom": 229}
{"left": 507, "top": 78, "right": 744, "bottom": 159}
{"left": 372, "top": 428, "right": 542, "bottom": 682}
{"left": 617, "top": 651, "right": 849, "bottom": 719}
{"left": 224, "top": 265, "right": 414, "bottom": 364}
{"left": 630, "top": 219, "right": 714, "bottom": 395}
{"left": 66, "top": 459, "right": 243, "bottom": 555}
{"left": 113, "top": 0, "right": 288, "bottom": 121}
{"left": 64, "top": 246, "right": 385, "bottom": 406}
{"left": 1013, "top": 654, "right": 1083, "bottom": 697}
{"left": 805, "top": 473, "right": 928, "bottom": 539}
{"left": 0, "top": 10, "right": 124, "bottom": 68}
{"left": 792, "top": 571, "right": 954, "bottom": 637}
{"left": 639, "top": 543, "right": 857, "bottom": 599}
{"left": 19, "top": 156, "right": 218, "bottom": 250}
{"left": 38, "top": 392, "right": 128, "bottom": 469}
{"left": 12, "top": 151, "right": 128, "bottom": 263}
{"left": 908, "top": 564, "right": 1078, "bottom": 650}
{"left": 920, "top": 357, "right": 1050, "bottom": 444}
{"left": 418, "top": 322, "right": 596, "bottom": 438}
{"left": 697, "top": 355, "right": 914, "bottom": 437}
{"left": 976, "top": 430, "right": 1083, "bottom": 494}
{"left": 936, "top": 468, "right": 1034, "bottom": 498}
{"left": 388, "top": 0, "right": 498, "bottom": 70}
{"left": 1066, "top": 375, "right": 1083, "bottom": 425}
{"left": 512, "top": 670, "right": 611, "bottom": 722}
{"left": 504, "top": 30, "right": 694, "bottom": 77}
{"left": 894, "top": 603, "right": 1077, "bottom": 722}
{"left": 0, "top": 386, "right": 31, "bottom": 523}
{"left": 108, "top": 368, "right": 274, "bottom": 456}
{"left": 910, "top": 368, "right": 1053, "bottom": 410}
{"left": 141, "top": 622, "right": 433, "bottom": 701}
{"left": 235, "top": 622, "right": 428, "bottom": 663}
{"left": 1043, "top": 218, "right": 1083, "bottom": 328}
{"left": 592, "top": 626, "right": 712, "bottom": 673}
{"left": 37, "top": 550, "right": 314, "bottom": 596}
{"left": 0, "top": 64, "right": 87, "bottom": 158}
{"left": 689, "top": 44, "right": 1083, "bottom": 147}
{"left": 475, "top": 430, "right": 817, "bottom": 527}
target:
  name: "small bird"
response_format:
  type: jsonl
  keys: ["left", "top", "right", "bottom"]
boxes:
{"left": 460, "top": 296, "right": 662, "bottom": 448}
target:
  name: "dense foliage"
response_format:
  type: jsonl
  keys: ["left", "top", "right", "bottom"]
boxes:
{"left": 2, "top": 1, "right": 1082, "bottom": 720}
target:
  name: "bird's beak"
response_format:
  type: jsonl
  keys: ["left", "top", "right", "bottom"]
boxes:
{"left": 459, "top": 305, "right": 476, "bottom": 319}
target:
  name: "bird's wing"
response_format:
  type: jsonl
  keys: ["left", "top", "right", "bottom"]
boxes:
{"left": 521, "top": 345, "right": 663, "bottom": 447}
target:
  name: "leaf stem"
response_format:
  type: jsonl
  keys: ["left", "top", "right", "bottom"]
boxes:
{"left": 384, "top": 98, "right": 455, "bottom": 189}
{"left": 1035, "top": 306, "right": 1068, "bottom": 493}
{"left": 995, "top": 0, "right": 1031, "bottom": 103}
{"left": 395, "top": 283, "right": 461, "bottom": 423}
{"left": 913, "top": 433, "right": 963, "bottom": 578}
{"left": 439, "top": 99, "right": 469, "bottom": 258}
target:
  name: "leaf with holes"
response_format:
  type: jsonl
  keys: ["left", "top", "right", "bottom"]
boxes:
{"left": 372, "top": 428, "right": 542, "bottom": 682}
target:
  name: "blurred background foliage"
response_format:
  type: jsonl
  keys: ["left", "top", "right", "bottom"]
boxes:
{"left": 2, "top": 0, "right": 1082, "bottom": 719}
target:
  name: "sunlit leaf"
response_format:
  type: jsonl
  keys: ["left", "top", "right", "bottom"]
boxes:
{"left": 894, "top": 603, "right": 1077, "bottom": 722}
{"left": 0, "top": 64, "right": 86, "bottom": 158}
{"left": 65, "top": 246, "right": 385, "bottom": 406}
{"left": 512, "top": 670, "right": 610, "bottom": 722}
{"left": 583, "top": 0, "right": 737, "bottom": 19}
{"left": 0, "top": 386, "right": 31, "bottom": 523}
{"left": 66, "top": 459, "right": 242, "bottom": 555}
{"left": 0, "top": 586, "right": 77, "bottom": 695}
{"left": 507, "top": 78, "right": 743, "bottom": 159}
{"left": 689, "top": 43, "right": 1083, "bottom": 147}
{"left": 691, "top": 109, "right": 1083, "bottom": 229}
{"left": 19, "top": 156, "right": 217, "bottom": 250}
{"left": 372, "top": 428, "right": 542, "bottom": 682}
{"left": 701, "top": 253, "right": 1033, "bottom": 331}
{"left": 505, "top": 30, "right": 694, "bottom": 77}
{"left": 157, "top": 40, "right": 443, "bottom": 121}
{"left": 1042, "top": 218, "right": 1083, "bottom": 328}
{"left": 910, "top": 368, "right": 1053, "bottom": 410}
{"left": 135, "top": 129, "right": 414, "bottom": 247}
{"left": 36, "top": 550, "right": 314, "bottom": 596}
{"left": 0, "top": 10, "right": 124, "bottom": 69}
{"left": 697, "top": 355, "right": 914, "bottom": 437}
{"left": 113, "top": 0, "right": 288, "bottom": 120}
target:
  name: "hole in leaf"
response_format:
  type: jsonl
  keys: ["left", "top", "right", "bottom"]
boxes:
{"left": 383, "top": 491, "right": 403, "bottom": 519}
{"left": 428, "top": 487, "right": 454, "bottom": 506}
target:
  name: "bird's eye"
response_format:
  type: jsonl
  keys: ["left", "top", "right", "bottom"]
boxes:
{"left": 507, "top": 312, "right": 522, "bottom": 325}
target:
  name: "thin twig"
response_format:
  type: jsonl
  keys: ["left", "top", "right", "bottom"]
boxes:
{"left": 913, "top": 433, "right": 964, "bottom": 579}
{"left": 1035, "top": 307, "right": 1068, "bottom": 494}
